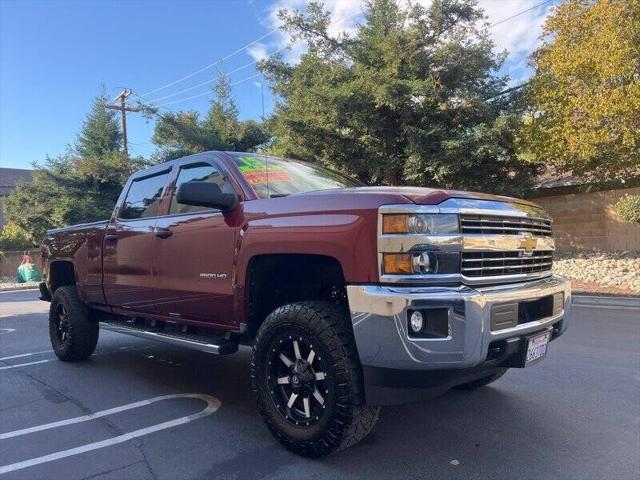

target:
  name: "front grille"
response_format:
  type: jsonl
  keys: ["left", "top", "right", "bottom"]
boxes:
{"left": 461, "top": 251, "right": 553, "bottom": 278}
{"left": 460, "top": 215, "right": 553, "bottom": 237}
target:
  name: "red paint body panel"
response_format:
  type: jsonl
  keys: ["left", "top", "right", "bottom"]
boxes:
{"left": 41, "top": 151, "right": 533, "bottom": 332}
{"left": 102, "top": 218, "right": 157, "bottom": 312}
{"left": 153, "top": 211, "right": 238, "bottom": 326}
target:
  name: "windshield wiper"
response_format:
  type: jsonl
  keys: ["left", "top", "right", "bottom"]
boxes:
{"left": 270, "top": 194, "right": 289, "bottom": 198}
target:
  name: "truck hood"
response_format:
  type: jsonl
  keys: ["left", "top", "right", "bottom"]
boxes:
{"left": 301, "top": 186, "right": 540, "bottom": 208}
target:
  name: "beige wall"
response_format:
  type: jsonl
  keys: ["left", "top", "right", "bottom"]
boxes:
{"left": 532, "top": 187, "right": 640, "bottom": 252}
{"left": 0, "top": 249, "right": 43, "bottom": 278}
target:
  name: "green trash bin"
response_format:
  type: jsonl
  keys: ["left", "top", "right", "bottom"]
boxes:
{"left": 17, "top": 262, "right": 42, "bottom": 283}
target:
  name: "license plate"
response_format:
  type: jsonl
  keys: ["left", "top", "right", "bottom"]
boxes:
{"left": 525, "top": 331, "right": 551, "bottom": 366}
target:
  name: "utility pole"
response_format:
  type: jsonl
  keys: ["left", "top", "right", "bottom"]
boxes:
{"left": 106, "top": 89, "right": 141, "bottom": 157}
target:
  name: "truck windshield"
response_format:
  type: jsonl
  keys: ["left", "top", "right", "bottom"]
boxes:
{"left": 230, "top": 153, "right": 360, "bottom": 199}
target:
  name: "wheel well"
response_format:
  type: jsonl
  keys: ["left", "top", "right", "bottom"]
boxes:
{"left": 245, "top": 254, "right": 347, "bottom": 336}
{"left": 49, "top": 261, "right": 76, "bottom": 293}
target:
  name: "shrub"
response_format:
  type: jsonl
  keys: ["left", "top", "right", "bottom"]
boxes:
{"left": 0, "top": 222, "right": 35, "bottom": 251}
{"left": 615, "top": 194, "right": 640, "bottom": 223}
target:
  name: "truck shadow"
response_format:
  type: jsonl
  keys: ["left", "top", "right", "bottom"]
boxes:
{"left": 76, "top": 339, "right": 564, "bottom": 479}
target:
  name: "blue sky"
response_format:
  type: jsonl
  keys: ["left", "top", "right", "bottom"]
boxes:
{"left": 0, "top": 0, "right": 556, "bottom": 170}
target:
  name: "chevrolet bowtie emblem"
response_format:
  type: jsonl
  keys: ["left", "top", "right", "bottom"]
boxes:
{"left": 518, "top": 233, "right": 537, "bottom": 254}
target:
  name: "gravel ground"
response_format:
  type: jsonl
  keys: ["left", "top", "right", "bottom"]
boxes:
{"left": 554, "top": 251, "right": 640, "bottom": 295}
{"left": 0, "top": 276, "right": 39, "bottom": 291}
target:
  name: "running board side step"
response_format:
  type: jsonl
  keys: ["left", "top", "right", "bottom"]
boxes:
{"left": 101, "top": 321, "right": 238, "bottom": 355}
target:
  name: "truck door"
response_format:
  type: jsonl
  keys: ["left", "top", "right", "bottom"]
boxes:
{"left": 152, "top": 161, "right": 238, "bottom": 327}
{"left": 102, "top": 169, "right": 171, "bottom": 312}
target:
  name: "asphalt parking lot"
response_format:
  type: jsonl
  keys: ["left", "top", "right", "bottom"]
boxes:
{"left": 1, "top": 290, "right": 639, "bottom": 480}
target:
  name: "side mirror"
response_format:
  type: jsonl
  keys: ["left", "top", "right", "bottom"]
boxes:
{"left": 176, "top": 182, "right": 238, "bottom": 213}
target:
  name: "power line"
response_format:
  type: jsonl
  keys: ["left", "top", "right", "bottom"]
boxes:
{"left": 151, "top": 11, "right": 361, "bottom": 109}
{"left": 149, "top": 2, "right": 548, "bottom": 111}
{"left": 232, "top": 73, "right": 263, "bottom": 87}
{"left": 489, "top": 0, "right": 553, "bottom": 27}
{"left": 156, "top": 73, "right": 263, "bottom": 107}
{"left": 485, "top": 81, "right": 530, "bottom": 100}
{"left": 148, "top": 46, "right": 288, "bottom": 104}
{"left": 141, "top": 28, "right": 280, "bottom": 97}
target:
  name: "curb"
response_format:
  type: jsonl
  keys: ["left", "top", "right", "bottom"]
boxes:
{"left": 572, "top": 295, "right": 640, "bottom": 309}
{"left": 0, "top": 286, "right": 39, "bottom": 293}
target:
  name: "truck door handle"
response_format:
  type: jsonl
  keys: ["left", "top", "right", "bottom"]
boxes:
{"left": 105, "top": 229, "right": 118, "bottom": 241}
{"left": 155, "top": 228, "right": 173, "bottom": 239}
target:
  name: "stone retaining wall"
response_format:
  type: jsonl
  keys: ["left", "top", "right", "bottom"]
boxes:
{"left": 531, "top": 187, "right": 640, "bottom": 252}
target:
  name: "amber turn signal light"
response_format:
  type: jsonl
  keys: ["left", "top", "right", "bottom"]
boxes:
{"left": 382, "top": 215, "right": 408, "bottom": 234}
{"left": 383, "top": 253, "right": 413, "bottom": 274}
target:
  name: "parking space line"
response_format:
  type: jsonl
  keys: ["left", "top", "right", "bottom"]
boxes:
{"left": 0, "top": 346, "right": 152, "bottom": 371}
{"left": 0, "top": 329, "right": 16, "bottom": 335}
{"left": 0, "top": 393, "right": 221, "bottom": 475}
{"left": 0, "top": 359, "right": 52, "bottom": 370}
{"left": 0, "top": 351, "right": 52, "bottom": 362}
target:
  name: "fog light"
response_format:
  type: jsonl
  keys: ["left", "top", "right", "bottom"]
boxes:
{"left": 409, "top": 311, "right": 424, "bottom": 334}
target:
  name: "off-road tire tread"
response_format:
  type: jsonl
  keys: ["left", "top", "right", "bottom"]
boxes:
{"left": 454, "top": 367, "right": 508, "bottom": 390}
{"left": 251, "top": 301, "right": 380, "bottom": 457}
{"left": 49, "top": 286, "right": 99, "bottom": 361}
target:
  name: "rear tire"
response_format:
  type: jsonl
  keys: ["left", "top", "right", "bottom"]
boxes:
{"left": 49, "top": 286, "right": 99, "bottom": 361}
{"left": 250, "top": 301, "right": 380, "bottom": 457}
{"left": 454, "top": 368, "right": 508, "bottom": 390}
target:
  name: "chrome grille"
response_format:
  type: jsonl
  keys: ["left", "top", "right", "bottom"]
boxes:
{"left": 461, "top": 251, "right": 553, "bottom": 278}
{"left": 460, "top": 215, "right": 552, "bottom": 237}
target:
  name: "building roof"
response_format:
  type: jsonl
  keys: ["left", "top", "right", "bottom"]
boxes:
{"left": 0, "top": 168, "right": 33, "bottom": 196}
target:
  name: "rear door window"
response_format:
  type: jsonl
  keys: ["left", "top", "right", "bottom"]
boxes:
{"left": 119, "top": 171, "right": 170, "bottom": 220}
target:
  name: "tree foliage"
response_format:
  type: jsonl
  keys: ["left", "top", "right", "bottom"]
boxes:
{"left": 259, "top": 0, "right": 538, "bottom": 195}
{"left": 5, "top": 93, "right": 141, "bottom": 244}
{"left": 76, "top": 94, "right": 123, "bottom": 158}
{"left": 0, "top": 222, "right": 34, "bottom": 251}
{"left": 151, "top": 71, "right": 269, "bottom": 162}
{"left": 520, "top": 0, "right": 640, "bottom": 182}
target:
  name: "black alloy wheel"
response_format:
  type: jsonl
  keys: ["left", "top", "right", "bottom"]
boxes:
{"left": 267, "top": 332, "right": 330, "bottom": 427}
{"left": 251, "top": 301, "right": 380, "bottom": 457}
{"left": 49, "top": 286, "right": 99, "bottom": 361}
{"left": 53, "top": 303, "right": 70, "bottom": 344}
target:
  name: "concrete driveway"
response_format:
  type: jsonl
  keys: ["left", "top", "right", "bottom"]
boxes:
{"left": 1, "top": 290, "right": 638, "bottom": 479}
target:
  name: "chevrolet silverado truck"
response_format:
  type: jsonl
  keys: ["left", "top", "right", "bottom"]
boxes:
{"left": 40, "top": 151, "right": 571, "bottom": 457}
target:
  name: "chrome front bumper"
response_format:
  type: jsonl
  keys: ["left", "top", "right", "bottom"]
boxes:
{"left": 347, "top": 274, "right": 571, "bottom": 371}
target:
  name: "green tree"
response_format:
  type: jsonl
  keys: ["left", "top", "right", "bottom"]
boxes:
{"left": 260, "top": 0, "right": 538, "bottom": 194}
{"left": 520, "top": 0, "right": 640, "bottom": 182}
{"left": 76, "top": 92, "right": 123, "bottom": 158}
{"left": 152, "top": 71, "right": 270, "bottom": 162}
{"left": 0, "top": 222, "right": 35, "bottom": 251}
{"left": 5, "top": 93, "right": 139, "bottom": 243}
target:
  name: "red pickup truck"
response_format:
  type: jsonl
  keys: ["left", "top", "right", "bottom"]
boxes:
{"left": 40, "top": 151, "right": 571, "bottom": 457}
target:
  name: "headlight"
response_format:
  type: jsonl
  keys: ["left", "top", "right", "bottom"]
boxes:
{"left": 382, "top": 214, "right": 459, "bottom": 234}
{"left": 382, "top": 251, "right": 459, "bottom": 275}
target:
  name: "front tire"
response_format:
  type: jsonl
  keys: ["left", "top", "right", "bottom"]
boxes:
{"left": 49, "top": 286, "right": 99, "bottom": 361}
{"left": 250, "top": 301, "right": 380, "bottom": 457}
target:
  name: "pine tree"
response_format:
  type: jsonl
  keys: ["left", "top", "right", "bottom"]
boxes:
{"left": 205, "top": 70, "right": 240, "bottom": 144}
{"left": 5, "top": 92, "right": 139, "bottom": 243}
{"left": 260, "top": 0, "right": 539, "bottom": 195}
{"left": 75, "top": 92, "right": 123, "bottom": 158}
{"left": 151, "top": 71, "right": 269, "bottom": 162}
